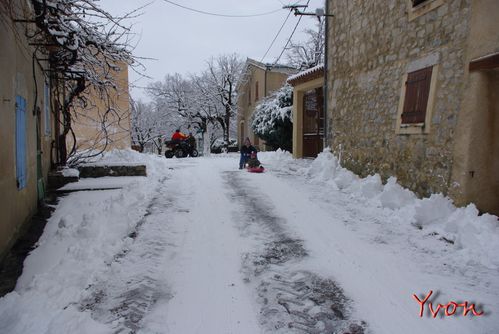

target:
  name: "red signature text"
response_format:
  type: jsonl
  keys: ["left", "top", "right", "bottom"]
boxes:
{"left": 413, "top": 290, "right": 484, "bottom": 318}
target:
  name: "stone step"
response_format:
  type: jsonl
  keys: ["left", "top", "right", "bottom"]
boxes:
{"left": 78, "top": 165, "right": 147, "bottom": 178}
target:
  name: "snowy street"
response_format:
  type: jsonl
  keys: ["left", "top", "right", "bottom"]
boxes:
{"left": 1, "top": 151, "right": 498, "bottom": 334}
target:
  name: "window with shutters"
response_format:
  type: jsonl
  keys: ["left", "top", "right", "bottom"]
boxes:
{"left": 401, "top": 67, "right": 432, "bottom": 124}
{"left": 396, "top": 64, "right": 438, "bottom": 135}
{"left": 44, "top": 79, "right": 51, "bottom": 135}
{"left": 407, "top": 0, "right": 444, "bottom": 21}
{"left": 16, "top": 95, "right": 28, "bottom": 190}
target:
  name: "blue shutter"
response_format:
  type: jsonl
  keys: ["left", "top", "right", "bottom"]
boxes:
{"left": 44, "top": 80, "right": 51, "bottom": 135}
{"left": 16, "top": 95, "right": 27, "bottom": 190}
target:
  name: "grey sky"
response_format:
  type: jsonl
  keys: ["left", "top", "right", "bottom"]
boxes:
{"left": 99, "top": 0, "right": 324, "bottom": 101}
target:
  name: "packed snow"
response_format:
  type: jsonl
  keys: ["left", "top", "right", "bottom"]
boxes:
{"left": 0, "top": 149, "right": 497, "bottom": 334}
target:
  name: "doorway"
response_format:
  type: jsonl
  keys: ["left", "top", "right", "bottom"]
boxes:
{"left": 302, "top": 87, "right": 324, "bottom": 158}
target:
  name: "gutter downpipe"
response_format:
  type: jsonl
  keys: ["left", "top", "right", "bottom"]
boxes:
{"left": 323, "top": 0, "right": 330, "bottom": 151}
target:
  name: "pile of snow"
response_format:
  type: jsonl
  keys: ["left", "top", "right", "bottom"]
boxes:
{"left": 265, "top": 148, "right": 499, "bottom": 270}
{"left": 413, "top": 197, "right": 499, "bottom": 268}
{"left": 61, "top": 167, "right": 79, "bottom": 178}
{"left": 83, "top": 149, "right": 167, "bottom": 175}
{"left": 0, "top": 150, "right": 169, "bottom": 334}
{"left": 258, "top": 149, "right": 294, "bottom": 163}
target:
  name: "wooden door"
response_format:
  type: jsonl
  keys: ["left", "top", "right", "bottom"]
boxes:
{"left": 302, "top": 87, "right": 324, "bottom": 158}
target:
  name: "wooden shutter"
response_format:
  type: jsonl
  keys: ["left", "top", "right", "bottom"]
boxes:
{"left": 303, "top": 90, "right": 318, "bottom": 134}
{"left": 401, "top": 66, "right": 432, "bottom": 124}
{"left": 44, "top": 80, "right": 51, "bottom": 135}
{"left": 16, "top": 95, "right": 27, "bottom": 189}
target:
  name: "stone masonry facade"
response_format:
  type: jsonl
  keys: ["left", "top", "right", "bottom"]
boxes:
{"left": 327, "top": 0, "right": 472, "bottom": 197}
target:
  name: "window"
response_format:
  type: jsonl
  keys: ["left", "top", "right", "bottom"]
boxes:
{"left": 248, "top": 86, "right": 251, "bottom": 106}
{"left": 396, "top": 63, "right": 438, "bottom": 135}
{"left": 407, "top": 0, "right": 444, "bottom": 21}
{"left": 16, "top": 95, "right": 27, "bottom": 190}
{"left": 44, "top": 79, "right": 51, "bottom": 135}
{"left": 255, "top": 81, "right": 259, "bottom": 102}
{"left": 401, "top": 66, "right": 432, "bottom": 124}
{"left": 412, "top": 0, "right": 428, "bottom": 7}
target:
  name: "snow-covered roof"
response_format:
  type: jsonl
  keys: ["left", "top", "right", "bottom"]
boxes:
{"left": 236, "top": 58, "right": 298, "bottom": 91}
{"left": 245, "top": 58, "right": 297, "bottom": 75}
{"left": 287, "top": 64, "right": 325, "bottom": 86}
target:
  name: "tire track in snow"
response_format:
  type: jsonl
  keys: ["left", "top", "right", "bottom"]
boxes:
{"left": 224, "top": 171, "right": 367, "bottom": 334}
{"left": 78, "top": 175, "right": 188, "bottom": 333}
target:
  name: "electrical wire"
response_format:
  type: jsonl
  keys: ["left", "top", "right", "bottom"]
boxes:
{"left": 161, "top": 0, "right": 282, "bottom": 18}
{"left": 273, "top": 0, "right": 311, "bottom": 65}
{"left": 260, "top": 9, "right": 293, "bottom": 63}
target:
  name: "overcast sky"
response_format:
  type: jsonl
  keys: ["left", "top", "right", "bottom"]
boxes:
{"left": 99, "top": 0, "right": 324, "bottom": 101}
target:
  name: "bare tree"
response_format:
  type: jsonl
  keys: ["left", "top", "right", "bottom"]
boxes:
{"left": 146, "top": 54, "right": 243, "bottom": 155}
{"left": 4, "top": 0, "right": 142, "bottom": 165}
{"left": 285, "top": 20, "right": 325, "bottom": 69}
{"left": 130, "top": 99, "right": 166, "bottom": 154}
{"left": 148, "top": 73, "right": 210, "bottom": 153}
{"left": 203, "top": 54, "right": 243, "bottom": 149}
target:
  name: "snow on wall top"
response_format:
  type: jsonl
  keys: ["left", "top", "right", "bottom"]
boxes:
{"left": 287, "top": 64, "right": 325, "bottom": 86}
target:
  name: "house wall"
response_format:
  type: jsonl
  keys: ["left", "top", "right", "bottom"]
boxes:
{"left": 327, "top": 0, "right": 473, "bottom": 197}
{"left": 68, "top": 62, "right": 131, "bottom": 152}
{"left": 0, "top": 4, "right": 55, "bottom": 259}
{"left": 450, "top": 0, "right": 499, "bottom": 214}
{"left": 292, "top": 77, "right": 324, "bottom": 158}
{"left": 237, "top": 64, "right": 289, "bottom": 150}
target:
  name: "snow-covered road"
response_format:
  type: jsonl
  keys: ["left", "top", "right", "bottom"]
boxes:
{"left": 1, "top": 151, "right": 498, "bottom": 334}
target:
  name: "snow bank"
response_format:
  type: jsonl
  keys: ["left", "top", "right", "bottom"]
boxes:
{"left": 61, "top": 167, "right": 79, "bottom": 178}
{"left": 265, "top": 148, "right": 499, "bottom": 270}
{"left": 0, "top": 150, "right": 169, "bottom": 334}
{"left": 258, "top": 149, "right": 294, "bottom": 163}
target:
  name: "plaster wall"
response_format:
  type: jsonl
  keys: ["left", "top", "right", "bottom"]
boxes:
{"left": 0, "top": 6, "right": 54, "bottom": 259}
{"left": 450, "top": 0, "right": 499, "bottom": 214}
{"left": 69, "top": 62, "right": 131, "bottom": 152}
{"left": 236, "top": 64, "right": 289, "bottom": 150}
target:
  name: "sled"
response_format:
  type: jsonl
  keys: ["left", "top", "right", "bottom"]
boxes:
{"left": 247, "top": 166, "right": 265, "bottom": 173}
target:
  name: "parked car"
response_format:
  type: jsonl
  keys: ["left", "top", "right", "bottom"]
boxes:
{"left": 210, "top": 138, "right": 238, "bottom": 154}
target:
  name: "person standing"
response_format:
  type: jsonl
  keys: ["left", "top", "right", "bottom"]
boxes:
{"left": 239, "top": 137, "right": 257, "bottom": 169}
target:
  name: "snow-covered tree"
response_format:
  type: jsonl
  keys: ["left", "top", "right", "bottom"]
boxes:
{"left": 131, "top": 100, "right": 167, "bottom": 154}
{"left": 148, "top": 73, "right": 214, "bottom": 155}
{"left": 202, "top": 54, "right": 244, "bottom": 149}
{"left": 147, "top": 54, "right": 243, "bottom": 155}
{"left": 251, "top": 84, "right": 293, "bottom": 152}
{"left": 5, "top": 0, "right": 141, "bottom": 164}
{"left": 285, "top": 21, "right": 325, "bottom": 70}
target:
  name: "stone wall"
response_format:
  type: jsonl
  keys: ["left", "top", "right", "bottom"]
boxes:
{"left": 327, "top": 0, "right": 472, "bottom": 197}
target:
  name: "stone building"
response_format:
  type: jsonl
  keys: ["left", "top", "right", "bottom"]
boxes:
{"left": 68, "top": 60, "right": 131, "bottom": 152}
{"left": 0, "top": 2, "right": 56, "bottom": 259}
{"left": 237, "top": 58, "right": 296, "bottom": 150}
{"left": 326, "top": 0, "right": 499, "bottom": 215}
{"left": 288, "top": 65, "right": 325, "bottom": 158}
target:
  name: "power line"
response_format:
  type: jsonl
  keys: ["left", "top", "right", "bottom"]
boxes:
{"left": 260, "top": 9, "right": 293, "bottom": 63}
{"left": 273, "top": 0, "right": 310, "bottom": 65}
{"left": 161, "top": 0, "right": 282, "bottom": 18}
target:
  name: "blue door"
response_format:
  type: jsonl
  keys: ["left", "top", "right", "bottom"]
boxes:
{"left": 16, "top": 95, "right": 27, "bottom": 190}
